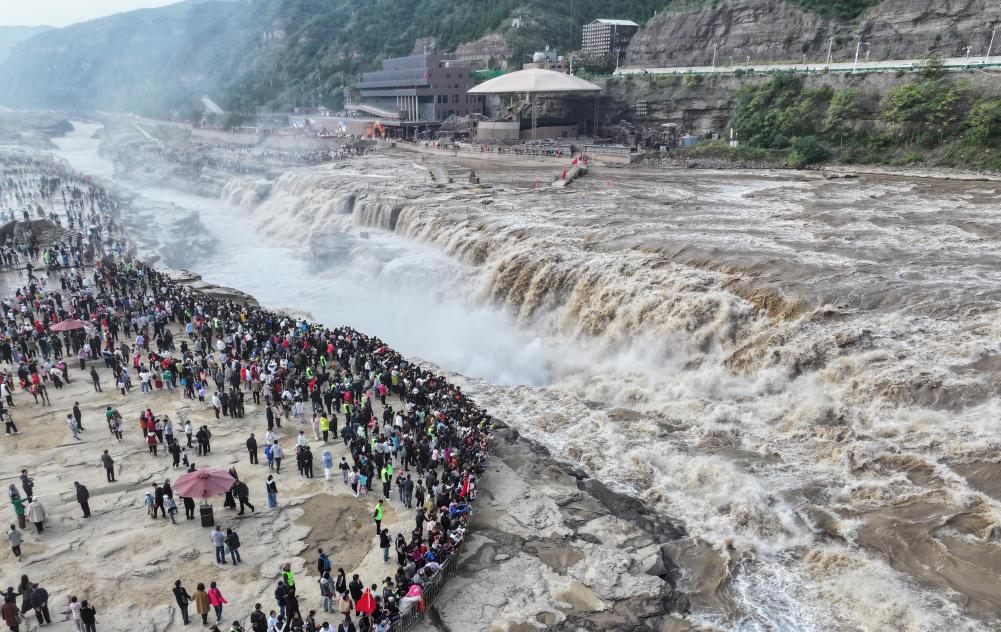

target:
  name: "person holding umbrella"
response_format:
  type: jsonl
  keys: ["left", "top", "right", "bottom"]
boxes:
{"left": 173, "top": 467, "right": 237, "bottom": 525}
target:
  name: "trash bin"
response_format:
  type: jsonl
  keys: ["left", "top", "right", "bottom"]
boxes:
{"left": 199, "top": 504, "right": 214, "bottom": 527}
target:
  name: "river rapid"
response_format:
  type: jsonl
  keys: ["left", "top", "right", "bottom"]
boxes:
{"left": 52, "top": 122, "right": 1001, "bottom": 631}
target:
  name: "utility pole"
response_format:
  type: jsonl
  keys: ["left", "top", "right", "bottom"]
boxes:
{"left": 965, "top": 44, "right": 972, "bottom": 66}
{"left": 852, "top": 41, "right": 867, "bottom": 73}
{"left": 826, "top": 37, "right": 834, "bottom": 64}
{"left": 986, "top": 25, "right": 997, "bottom": 63}
{"left": 711, "top": 43, "right": 718, "bottom": 70}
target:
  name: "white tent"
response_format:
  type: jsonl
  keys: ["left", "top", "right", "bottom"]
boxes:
{"left": 467, "top": 68, "right": 600, "bottom": 95}
{"left": 468, "top": 69, "right": 601, "bottom": 139}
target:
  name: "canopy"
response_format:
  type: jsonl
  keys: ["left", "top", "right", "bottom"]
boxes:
{"left": 50, "top": 319, "right": 89, "bottom": 332}
{"left": 467, "top": 68, "right": 600, "bottom": 95}
{"left": 174, "top": 468, "right": 235, "bottom": 500}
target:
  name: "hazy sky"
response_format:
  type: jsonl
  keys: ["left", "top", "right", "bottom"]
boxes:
{"left": 1, "top": 0, "right": 179, "bottom": 27}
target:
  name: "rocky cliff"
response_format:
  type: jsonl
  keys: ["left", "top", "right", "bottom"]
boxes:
{"left": 626, "top": 0, "right": 1000, "bottom": 68}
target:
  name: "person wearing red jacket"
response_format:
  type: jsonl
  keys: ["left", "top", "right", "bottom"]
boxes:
{"left": 207, "top": 582, "right": 227, "bottom": 624}
{"left": 1, "top": 599, "right": 19, "bottom": 632}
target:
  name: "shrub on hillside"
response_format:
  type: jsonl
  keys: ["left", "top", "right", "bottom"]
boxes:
{"left": 787, "top": 135, "right": 829, "bottom": 167}
{"left": 964, "top": 100, "right": 1001, "bottom": 145}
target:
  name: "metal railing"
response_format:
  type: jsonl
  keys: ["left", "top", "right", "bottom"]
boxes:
{"left": 389, "top": 540, "right": 466, "bottom": 631}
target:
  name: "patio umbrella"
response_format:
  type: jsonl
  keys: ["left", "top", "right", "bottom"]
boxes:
{"left": 356, "top": 588, "right": 376, "bottom": 615}
{"left": 173, "top": 468, "right": 235, "bottom": 500}
{"left": 50, "top": 319, "right": 89, "bottom": 331}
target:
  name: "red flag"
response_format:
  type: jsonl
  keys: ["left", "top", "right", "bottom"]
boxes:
{"left": 459, "top": 475, "right": 469, "bottom": 498}
{"left": 356, "top": 588, "right": 376, "bottom": 615}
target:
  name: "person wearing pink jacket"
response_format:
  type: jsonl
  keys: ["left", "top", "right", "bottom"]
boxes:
{"left": 207, "top": 582, "right": 228, "bottom": 624}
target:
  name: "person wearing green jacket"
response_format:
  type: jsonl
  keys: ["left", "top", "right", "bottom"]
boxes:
{"left": 373, "top": 499, "right": 384, "bottom": 535}
{"left": 11, "top": 497, "right": 25, "bottom": 530}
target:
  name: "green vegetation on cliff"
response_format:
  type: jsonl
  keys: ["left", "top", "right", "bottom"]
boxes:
{"left": 724, "top": 70, "right": 1001, "bottom": 171}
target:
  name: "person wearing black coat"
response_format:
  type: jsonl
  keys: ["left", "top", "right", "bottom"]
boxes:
{"left": 236, "top": 481, "right": 255, "bottom": 515}
{"left": 274, "top": 581, "right": 288, "bottom": 618}
{"left": 74, "top": 482, "right": 90, "bottom": 518}
{"left": 29, "top": 584, "right": 50, "bottom": 626}
{"left": 284, "top": 591, "right": 300, "bottom": 618}
{"left": 173, "top": 580, "right": 192, "bottom": 625}
{"left": 224, "top": 528, "right": 242, "bottom": 565}
{"left": 246, "top": 434, "right": 258, "bottom": 464}
{"left": 80, "top": 600, "right": 97, "bottom": 632}
{"left": 250, "top": 604, "right": 267, "bottom": 632}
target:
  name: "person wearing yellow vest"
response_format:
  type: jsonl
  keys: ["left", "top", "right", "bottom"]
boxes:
{"left": 281, "top": 562, "right": 295, "bottom": 594}
{"left": 319, "top": 415, "right": 330, "bottom": 442}
{"left": 373, "top": 499, "right": 384, "bottom": 535}
{"left": 380, "top": 463, "right": 393, "bottom": 500}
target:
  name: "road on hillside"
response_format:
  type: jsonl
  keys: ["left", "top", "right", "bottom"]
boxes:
{"left": 615, "top": 54, "right": 1001, "bottom": 76}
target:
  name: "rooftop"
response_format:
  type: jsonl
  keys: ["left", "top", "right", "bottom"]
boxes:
{"left": 588, "top": 19, "right": 639, "bottom": 27}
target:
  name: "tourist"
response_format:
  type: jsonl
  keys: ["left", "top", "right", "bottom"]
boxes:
{"left": 373, "top": 499, "right": 384, "bottom": 535}
{"left": 74, "top": 482, "right": 91, "bottom": 518}
{"left": 379, "top": 529, "right": 391, "bottom": 563}
{"left": 19, "top": 471, "right": 33, "bottom": 499}
{"left": 272, "top": 441, "right": 284, "bottom": 473}
{"left": 266, "top": 475, "right": 278, "bottom": 508}
{"left": 26, "top": 498, "right": 44, "bottom": 534}
{"left": 80, "top": 600, "right": 97, "bottom": 632}
{"left": 173, "top": 580, "right": 192, "bottom": 625}
{"left": 100, "top": 450, "right": 116, "bottom": 482}
{"left": 247, "top": 433, "right": 258, "bottom": 464}
{"left": 211, "top": 525, "right": 227, "bottom": 564}
{"left": 68, "top": 596, "right": 83, "bottom": 632}
{"left": 207, "top": 582, "right": 227, "bottom": 623}
{"left": 318, "top": 571, "right": 334, "bottom": 614}
{"left": 29, "top": 583, "right": 50, "bottom": 626}
{"left": 235, "top": 480, "right": 255, "bottom": 514}
{"left": 250, "top": 604, "right": 267, "bottom": 632}
{"left": 10, "top": 497, "right": 25, "bottom": 531}
{"left": 193, "top": 583, "right": 211, "bottom": 625}
{"left": 6, "top": 525, "right": 22, "bottom": 562}
{"left": 322, "top": 450, "right": 333, "bottom": 480}
{"left": 225, "top": 528, "right": 242, "bottom": 564}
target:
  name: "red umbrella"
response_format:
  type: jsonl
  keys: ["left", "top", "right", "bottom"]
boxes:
{"left": 173, "top": 468, "right": 235, "bottom": 500}
{"left": 50, "top": 319, "right": 90, "bottom": 331}
{"left": 356, "top": 588, "right": 376, "bottom": 615}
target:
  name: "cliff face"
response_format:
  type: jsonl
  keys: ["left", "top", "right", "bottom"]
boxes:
{"left": 626, "top": 0, "right": 1000, "bottom": 68}
{"left": 628, "top": 0, "right": 832, "bottom": 68}
{"left": 856, "top": 0, "right": 998, "bottom": 60}
{"left": 453, "top": 32, "right": 513, "bottom": 70}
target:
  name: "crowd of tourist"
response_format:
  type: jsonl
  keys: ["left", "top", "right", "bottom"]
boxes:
{"left": 0, "top": 146, "right": 492, "bottom": 632}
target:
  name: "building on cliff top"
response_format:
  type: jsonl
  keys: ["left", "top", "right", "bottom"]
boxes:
{"left": 582, "top": 19, "right": 639, "bottom": 56}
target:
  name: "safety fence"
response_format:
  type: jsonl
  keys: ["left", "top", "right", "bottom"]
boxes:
{"left": 390, "top": 540, "right": 466, "bottom": 630}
